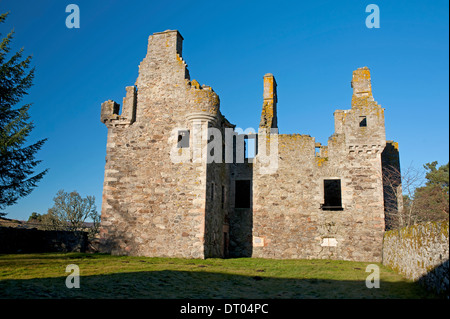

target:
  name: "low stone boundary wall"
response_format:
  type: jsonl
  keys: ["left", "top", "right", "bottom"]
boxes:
{"left": 0, "top": 227, "right": 88, "bottom": 253}
{"left": 382, "top": 220, "right": 449, "bottom": 297}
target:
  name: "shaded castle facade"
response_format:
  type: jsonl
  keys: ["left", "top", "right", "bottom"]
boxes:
{"left": 99, "top": 30, "right": 401, "bottom": 262}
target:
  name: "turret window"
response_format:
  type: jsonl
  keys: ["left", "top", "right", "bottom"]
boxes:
{"left": 177, "top": 130, "right": 190, "bottom": 148}
{"left": 359, "top": 116, "right": 367, "bottom": 127}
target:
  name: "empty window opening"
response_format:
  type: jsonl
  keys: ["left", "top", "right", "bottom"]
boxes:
{"left": 177, "top": 130, "right": 190, "bottom": 148}
{"left": 322, "top": 179, "right": 343, "bottom": 211}
{"left": 209, "top": 134, "right": 215, "bottom": 157}
{"left": 222, "top": 143, "right": 226, "bottom": 163}
{"left": 221, "top": 185, "right": 225, "bottom": 209}
{"left": 244, "top": 135, "right": 257, "bottom": 159}
{"left": 359, "top": 116, "right": 367, "bottom": 127}
{"left": 235, "top": 180, "right": 251, "bottom": 208}
{"left": 315, "top": 145, "right": 321, "bottom": 157}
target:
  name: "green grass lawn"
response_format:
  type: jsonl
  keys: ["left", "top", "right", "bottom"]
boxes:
{"left": 0, "top": 253, "right": 436, "bottom": 299}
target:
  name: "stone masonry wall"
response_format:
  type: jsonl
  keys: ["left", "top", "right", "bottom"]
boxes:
{"left": 383, "top": 221, "right": 449, "bottom": 296}
{"left": 204, "top": 119, "right": 233, "bottom": 258}
{"left": 99, "top": 31, "right": 393, "bottom": 262}
{"left": 229, "top": 161, "right": 253, "bottom": 257}
{"left": 251, "top": 67, "right": 386, "bottom": 262}
{"left": 99, "top": 30, "right": 223, "bottom": 258}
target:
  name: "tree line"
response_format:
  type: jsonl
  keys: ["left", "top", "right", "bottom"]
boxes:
{"left": 383, "top": 161, "right": 449, "bottom": 229}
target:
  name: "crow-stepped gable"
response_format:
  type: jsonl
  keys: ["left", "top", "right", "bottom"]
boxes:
{"left": 99, "top": 30, "right": 401, "bottom": 262}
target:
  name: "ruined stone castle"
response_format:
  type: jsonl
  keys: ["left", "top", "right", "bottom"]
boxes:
{"left": 99, "top": 30, "right": 401, "bottom": 262}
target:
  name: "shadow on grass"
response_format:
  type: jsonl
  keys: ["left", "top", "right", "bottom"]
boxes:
{"left": 0, "top": 269, "right": 435, "bottom": 299}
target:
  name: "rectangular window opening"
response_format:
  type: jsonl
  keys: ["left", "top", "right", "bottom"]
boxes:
{"left": 322, "top": 179, "right": 343, "bottom": 211}
{"left": 244, "top": 135, "right": 257, "bottom": 159}
{"left": 177, "top": 130, "right": 190, "bottom": 148}
{"left": 222, "top": 143, "right": 226, "bottom": 163}
{"left": 221, "top": 185, "right": 225, "bottom": 209}
{"left": 235, "top": 180, "right": 251, "bottom": 208}
{"left": 359, "top": 116, "right": 367, "bottom": 127}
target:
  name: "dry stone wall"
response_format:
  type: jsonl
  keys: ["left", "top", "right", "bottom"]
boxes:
{"left": 383, "top": 221, "right": 449, "bottom": 296}
{"left": 0, "top": 227, "right": 88, "bottom": 253}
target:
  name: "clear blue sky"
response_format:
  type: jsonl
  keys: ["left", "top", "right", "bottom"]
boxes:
{"left": 1, "top": 0, "right": 448, "bottom": 221}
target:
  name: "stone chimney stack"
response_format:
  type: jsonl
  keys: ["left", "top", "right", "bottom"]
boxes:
{"left": 351, "top": 67, "right": 375, "bottom": 108}
{"left": 259, "top": 73, "right": 278, "bottom": 129}
{"left": 351, "top": 67, "right": 372, "bottom": 96}
{"left": 146, "top": 30, "right": 184, "bottom": 60}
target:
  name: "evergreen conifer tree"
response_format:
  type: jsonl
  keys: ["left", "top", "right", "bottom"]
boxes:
{"left": 0, "top": 12, "right": 47, "bottom": 216}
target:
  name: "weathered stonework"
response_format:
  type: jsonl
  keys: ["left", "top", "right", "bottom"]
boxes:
{"left": 383, "top": 221, "right": 449, "bottom": 296}
{"left": 99, "top": 30, "right": 400, "bottom": 262}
